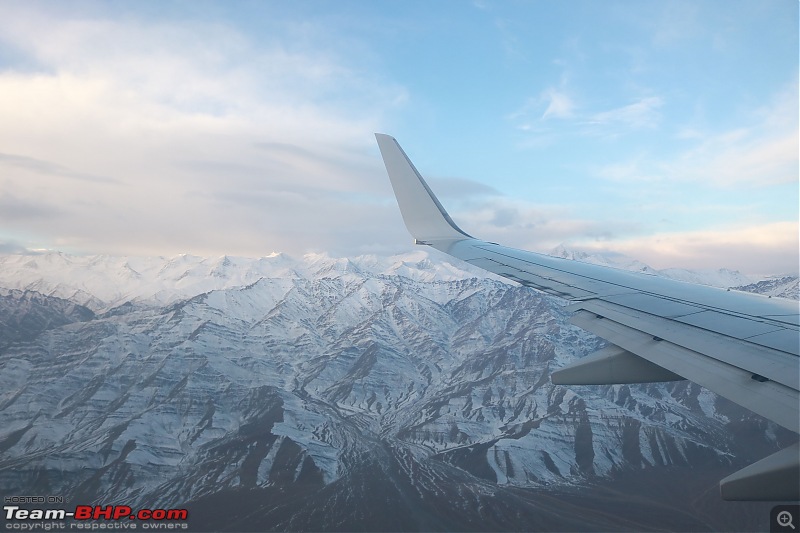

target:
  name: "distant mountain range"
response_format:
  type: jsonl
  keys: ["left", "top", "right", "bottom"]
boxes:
{"left": 549, "top": 244, "right": 798, "bottom": 293}
{"left": 0, "top": 250, "right": 795, "bottom": 531}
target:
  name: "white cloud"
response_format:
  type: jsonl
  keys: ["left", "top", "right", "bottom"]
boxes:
{"left": 677, "top": 130, "right": 798, "bottom": 187}
{"left": 541, "top": 87, "right": 575, "bottom": 120}
{"left": 507, "top": 86, "right": 575, "bottom": 126}
{"left": 447, "top": 196, "right": 639, "bottom": 254}
{"left": 511, "top": 92, "right": 663, "bottom": 140}
{"left": 0, "top": 7, "right": 408, "bottom": 257}
{"left": 586, "top": 96, "right": 663, "bottom": 130}
{"left": 595, "top": 85, "right": 799, "bottom": 188}
{"left": 577, "top": 221, "right": 799, "bottom": 276}
{"left": 443, "top": 193, "right": 798, "bottom": 276}
{"left": 668, "top": 85, "right": 799, "bottom": 188}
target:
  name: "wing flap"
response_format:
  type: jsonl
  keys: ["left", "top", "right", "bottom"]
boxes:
{"left": 570, "top": 300, "right": 799, "bottom": 391}
{"left": 570, "top": 309, "right": 799, "bottom": 432}
{"left": 720, "top": 443, "right": 800, "bottom": 501}
{"left": 551, "top": 345, "right": 685, "bottom": 384}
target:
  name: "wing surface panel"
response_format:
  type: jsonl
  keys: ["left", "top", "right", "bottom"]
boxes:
{"left": 443, "top": 240, "right": 799, "bottom": 358}
{"left": 747, "top": 329, "right": 800, "bottom": 354}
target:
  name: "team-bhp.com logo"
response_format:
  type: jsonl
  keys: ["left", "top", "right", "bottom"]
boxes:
{"left": 4, "top": 502, "right": 189, "bottom": 530}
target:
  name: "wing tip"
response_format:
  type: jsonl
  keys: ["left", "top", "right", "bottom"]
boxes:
{"left": 375, "top": 133, "right": 472, "bottom": 242}
{"left": 375, "top": 132, "right": 395, "bottom": 143}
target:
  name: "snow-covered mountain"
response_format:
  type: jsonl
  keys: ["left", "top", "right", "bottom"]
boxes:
{"left": 0, "top": 251, "right": 484, "bottom": 312}
{"left": 549, "top": 245, "right": 764, "bottom": 289}
{"left": 733, "top": 276, "right": 800, "bottom": 300}
{"left": 0, "top": 251, "right": 793, "bottom": 531}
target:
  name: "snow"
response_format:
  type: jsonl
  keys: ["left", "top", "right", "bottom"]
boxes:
{"left": 549, "top": 245, "right": 761, "bottom": 288}
{"left": 0, "top": 248, "right": 789, "bottom": 508}
{"left": 0, "top": 251, "right": 485, "bottom": 312}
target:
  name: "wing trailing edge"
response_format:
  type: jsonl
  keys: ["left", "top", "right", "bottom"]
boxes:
{"left": 550, "top": 345, "right": 685, "bottom": 384}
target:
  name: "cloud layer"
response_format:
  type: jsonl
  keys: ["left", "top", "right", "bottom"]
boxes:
{"left": 0, "top": 6, "right": 409, "bottom": 257}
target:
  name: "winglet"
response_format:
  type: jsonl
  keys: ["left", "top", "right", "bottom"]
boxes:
{"left": 375, "top": 133, "right": 472, "bottom": 243}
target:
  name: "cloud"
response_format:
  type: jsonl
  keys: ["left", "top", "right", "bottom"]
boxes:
{"left": 510, "top": 92, "right": 663, "bottom": 140}
{"left": 668, "top": 86, "right": 798, "bottom": 188}
{"left": 585, "top": 96, "right": 663, "bottom": 130}
{"left": 0, "top": 241, "right": 33, "bottom": 255}
{"left": 0, "top": 152, "right": 117, "bottom": 184}
{"left": 0, "top": 191, "right": 65, "bottom": 221}
{"left": 541, "top": 88, "right": 575, "bottom": 120}
{"left": 677, "top": 130, "right": 798, "bottom": 187}
{"left": 0, "top": 6, "right": 408, "bottom": 257}
{"left": 508, "top": 87, "right": 575, "bottom": 125}
{"left": 447, "top": 196, "right": 639, "bottom": 254}
{"left": 577, "top": 221, "right": 799, "bottom": 276}
{"left": 594, "top": 84, "right": 799, "bottom": 188}
{"left": 443, "top": 193, "right": 798, "bottom": 276}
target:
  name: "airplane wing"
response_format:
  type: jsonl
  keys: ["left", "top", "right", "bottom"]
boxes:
{"left": 375, "top": 133, "right": 799, "bottom": 501}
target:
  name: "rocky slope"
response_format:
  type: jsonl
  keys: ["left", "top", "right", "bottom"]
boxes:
{"left": 0, "top": 251, "right": 794, "bottom": 531}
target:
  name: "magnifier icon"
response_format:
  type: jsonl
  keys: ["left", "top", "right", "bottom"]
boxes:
{"left": 778, "top": 511, "right": 796, "bottom": 530}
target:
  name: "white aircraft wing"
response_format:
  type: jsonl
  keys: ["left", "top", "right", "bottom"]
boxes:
{"left": 375, "top": 133, "right": 799, "bottom": 501}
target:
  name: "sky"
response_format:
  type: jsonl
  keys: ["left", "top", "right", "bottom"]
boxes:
{"left": 0, "top": 0, "right": 797, "bottom": 276}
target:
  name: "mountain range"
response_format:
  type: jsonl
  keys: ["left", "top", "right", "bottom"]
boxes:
{"left": 0, "top": 250, "right": 796, "bottom": 531}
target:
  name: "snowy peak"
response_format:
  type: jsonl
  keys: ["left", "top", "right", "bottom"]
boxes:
{"left": 657, "top": 267, "right": 755, "bottom": 289}
{"left": 1, "top": 250, "right": 796, "bottom": 315}
{"left": 733, "top": 276, "right": 800, "bottom": 300}
{"left": 3, "top": 247, "right": 798, "bottom": 314}
{"left": 0, "top": 288, "right": 94, "bottom": 349}
{"left": 550, "top": 244, "right": 659, "bottom": 275}
{"left": 0, "top": 251, "right": 484, "bottom": 312}
{"left": 548, "top": 245, "right": 769, "bottom": 290}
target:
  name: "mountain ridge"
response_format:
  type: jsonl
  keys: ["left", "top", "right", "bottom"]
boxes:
{"left": 0, "top": 250, "right": 794, "bottom": 531}
{"left": 2, "top": 249, "right": 797, "bottom": 313}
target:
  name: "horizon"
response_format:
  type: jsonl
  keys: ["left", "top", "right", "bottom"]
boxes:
{"left": 0, "top": 1, "right": 797, "bottom": 276}
{"left": 1, "top": 245, "right": 797, "bottom": 282}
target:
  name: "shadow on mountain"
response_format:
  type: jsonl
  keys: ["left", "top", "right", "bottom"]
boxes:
{"left": 184, "top": 442, "right": 775, "bottom": 532}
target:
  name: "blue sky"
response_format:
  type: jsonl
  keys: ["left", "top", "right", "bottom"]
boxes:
{"left": 0, "top": 0, "right": 797, "bottom": 275}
